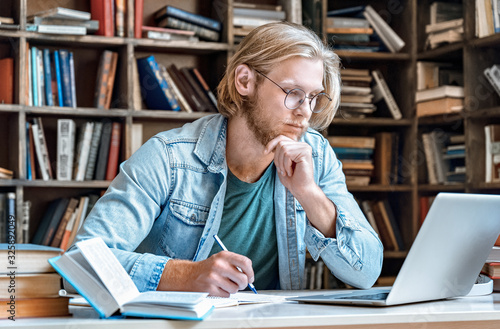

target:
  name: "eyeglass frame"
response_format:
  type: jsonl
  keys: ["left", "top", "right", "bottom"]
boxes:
{"left": 253, "top": 69, "right": 332, "bottom": 113}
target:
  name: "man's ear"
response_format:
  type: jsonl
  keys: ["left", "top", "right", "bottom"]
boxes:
{"left": 234, "top": 64, "right": 256, "bottom": 96}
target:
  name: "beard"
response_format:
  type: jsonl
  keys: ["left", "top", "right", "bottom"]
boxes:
{"left": 242, "top": 93, "right": 309, "bottom": 147}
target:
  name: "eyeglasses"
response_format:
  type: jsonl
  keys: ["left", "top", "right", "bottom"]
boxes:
{"left": 254, "top": 69, "right": 331, "bottom": 113}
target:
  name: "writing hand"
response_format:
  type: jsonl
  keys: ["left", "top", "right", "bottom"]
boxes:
{"left": 158, "top": 251, "right": 254, "bottom": 297}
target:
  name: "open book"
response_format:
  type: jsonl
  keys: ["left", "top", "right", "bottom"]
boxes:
{"left": 48, "top": 237, "right": 213, "bottom": 320}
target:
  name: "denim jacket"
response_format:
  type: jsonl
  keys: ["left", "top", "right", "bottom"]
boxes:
{"left": 72, "top": 114, "right": 383, "bottom": 292}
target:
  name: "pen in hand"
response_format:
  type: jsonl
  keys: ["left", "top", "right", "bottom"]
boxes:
{"left": 213, "top": 234, "right": 258, "bottom": 294}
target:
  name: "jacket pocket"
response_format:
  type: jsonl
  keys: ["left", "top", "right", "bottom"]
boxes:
{"left": 160, "top": 200, "right": 210, "bottom": 260}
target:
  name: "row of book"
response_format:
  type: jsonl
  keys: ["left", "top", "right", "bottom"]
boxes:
{"left": 326, "top": 5, "right": 405, "bottom": 53}
{"left": 338, "top": 68, "right": 402, "bottom": 120}
{"left": 421, "top": 131, "right": 466, "bottom": 185}
{"left": 0, "top": 245, "right": 69, "bottom": 319}
{"left": 358, "top": 198, "right": 405, "bottom": 252}
{"left": 27, "top": 117, "right": 122, "bottom": 182}
{"left": 476, "top": 0, "right": 500, "bottom": 38}
{"left": 32, "top": 194, "right": 98, "bottom": 250}
{"left": 137, "top": 55, "right": 217, "bottom": 113}
{"left": 328, "top": 132, "right": 401, "bottom": 187}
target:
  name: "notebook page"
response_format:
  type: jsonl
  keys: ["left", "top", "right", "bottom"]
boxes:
{"left": 208, "top": 292, "right": 294, "bottom": 307}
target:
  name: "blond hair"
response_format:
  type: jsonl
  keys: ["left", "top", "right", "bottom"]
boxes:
{"left": 217, "top": 22, "right": 341, "bottom": 131}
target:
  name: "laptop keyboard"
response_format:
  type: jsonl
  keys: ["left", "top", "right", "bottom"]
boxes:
{"left": 336, "top": 292, "right": 389, "bottom": 300}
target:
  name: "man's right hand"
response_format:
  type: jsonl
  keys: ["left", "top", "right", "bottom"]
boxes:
{"left": 157, "top": 251, "right": 255, "bottom": 297}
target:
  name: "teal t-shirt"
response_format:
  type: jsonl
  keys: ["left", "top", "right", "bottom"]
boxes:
{"left": 208, "top": 163, "right": 279, "bottom": 290}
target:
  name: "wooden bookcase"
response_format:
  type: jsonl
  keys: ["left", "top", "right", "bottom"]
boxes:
{"left": 1, "top": 0, "right": 499, "bottom": 288}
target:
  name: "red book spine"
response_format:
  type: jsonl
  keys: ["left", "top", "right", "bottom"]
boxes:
{"left": 105, "top": 122, "right": 122, "bottom": 180}
{"left": 134, "top": 0, "right": 144, "bottom": 38}
{"left": 91, "top": 0, "right": 115, "bottom": 37}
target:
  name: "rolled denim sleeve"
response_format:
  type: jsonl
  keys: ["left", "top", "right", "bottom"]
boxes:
{"left": 69, "top": 137, "right": 172, "bottom": 292}
{"left": 304, "top": 139, "right": 383, "bottom": 289}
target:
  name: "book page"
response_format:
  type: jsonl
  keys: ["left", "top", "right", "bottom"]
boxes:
{"left": 76, "top": 237, "right": 140, "bottom": 306}
{"left": 207, "top": 292, "right": 295, "bottom": 307}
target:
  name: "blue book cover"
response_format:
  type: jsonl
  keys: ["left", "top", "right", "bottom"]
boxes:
{"left": 137, "top": 56, "right": 180, "bottom": 111}
{"left": 333, "top": 147, "right": 374, "bottom": 155}
{"left": 42, "top": 49, "right": 54, "bottom": 107}
{"left": 156, "top": 5, "right": 222, "bottom": 32}
{"left": 31, "top": 46, "right": 38, "bottom": 107}
{"left": 26, "top": 122, "right": 32, "bottom": 180}
{"left": 58, "top": 50, "right": 72, "bottom": 107}
{"left": 53, "top": 50, "right": 64, "bottom": 107}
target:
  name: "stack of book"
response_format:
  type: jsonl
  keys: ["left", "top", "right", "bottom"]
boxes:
{"left": 0, "top": 167, "right": 13, "bottom": 180}
{"left": 154, "top": 5, "right": 222, "bottom": 42}
{"left": 0, "top": 244, "right": 69, "bottom": 319}
{"left": 425, "top": 17, "right": 463, "bottom": 50}
{"left": 137, "top": 55, "right": 217, "bottom": 113}
{"left": 485, "top": 124, "right": 500, "bottom": 183}
{"left": 482, "top": 243, "right": 500, "bottom": 292}
{"left": 422, "top": 131, "right": 466, "bottom": 185}
{"left": 32, "top": 194, "right": 97, "bottom": 250}
{"left": 232, "top": 2, "right": 286, "bottom": 42}
{"left": 484, "top": 64, "right": 500, "bottom": 98}
{"left": 27, "top": 117, "right": 122, "bottom": 182}
{"left": 476, "top": 0, "right": 500, "bottom": 38}
{"left": 338, "top": 68, "right": 375, "bottom": 118}
{"left": 27, "top": 7, "right": 96, "bottom": 35}
{"left": 359, "top": 199, "right": 405, "bottom": 252}
{"left": 415, "top": 85, "right": 464, "bottom": 118}
{"left": 0, "top": 16, "right": 18, "bottom": 30}
{"left": 328, "top": 135, "right": 375, "bottom": 186}
{"left": 28, "top": 46, "right": 77, "bottom": 108}
{"left": 327, "top": 5, "right": 405, "bottom": 53}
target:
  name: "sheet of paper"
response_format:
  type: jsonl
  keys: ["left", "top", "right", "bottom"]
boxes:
{"left": 207, "top": 292, "right": 296, "bottom": 307}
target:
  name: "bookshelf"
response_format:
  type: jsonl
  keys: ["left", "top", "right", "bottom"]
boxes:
{"left": 1, "top": 0, "right": 499, "bottom": 290}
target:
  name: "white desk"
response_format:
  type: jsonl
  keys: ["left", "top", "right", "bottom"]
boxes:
{"left": 3, "top": 291, "right": 500, "bottom": 329}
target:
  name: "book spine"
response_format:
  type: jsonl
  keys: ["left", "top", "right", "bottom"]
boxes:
{"left": 105, "top": 122, "right": 122, "bottom": 180}
{"left": 191, "top": 68, "right": 217, "bottom": 108}
{"left": 74, "top": 122, "right": 95, "bottom": 181}
{"left": 115, "top": 0, "right": 125, "bottom": 37}
{"left": 30, "top": 47, "right": 38, "bottom": 106}
{"left": 91, "top": 0, "right": 114, "bottom": 36}
{"left": 372, "top": 70, "right": 402, "bottom": 120}
{"left": 104, "top": 52, "right": 118, "bottom": 109}
{"left": 53, "top": 50, "right": 64, "bottom": 107}
{"left": 161, "top": 17, "right": 219, "bottom": 42}
{"left": 33, "top": 118, "right": 53, "bottom": 180}
{"left": 180, "top": 67, "right": 211, "bottom": 111}
{"left": 94, "top": 122, "right": 112, "bottom": 180}
{"left": 19, "top": 201, "right": 31, "bottom": 243}
{"left": 94, "top": 51, "right": 112, "bottom": 109}
{"left": 58, "top": 50, "right": 72, "bottom": 107}
{"left": 167, "top": 64, "right": 203, "bottom": 112}
{"left": 162, "top": 68, "right": 192, "bottom": 113}
{"left": 69, "top": 52, "right": 77, "bottom": 108}
{"left": 85, "top": 122, "right": 103, "bottom": 180}
{"left": 26, "top": 45, "right": 32, "bottom": 106}
{"left": 37, "top": 49, "right": 45, "bottom": 106}
{"left": 51, "top": 197, "right": 79, "bottom": 248}
{"left": 42, "top": 49, "right": 54, "bottom": 106}
{"left": 25, "top": 123, "right": 32, "bottom": 180}
{"left": 161, "top": 5, "right": 221, "bottom": 32}
{"left": 57, "top": 119, "right": 76, "bottom": 181}
{"left": 134, "top": 0, "right": 144, "bottom": 38}
{"left": 157, "top": 64, "right": 180, "bottom": 111}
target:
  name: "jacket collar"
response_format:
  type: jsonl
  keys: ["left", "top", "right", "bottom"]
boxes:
{"left": 194, "top": 114, "right": 227, "bottom": 173}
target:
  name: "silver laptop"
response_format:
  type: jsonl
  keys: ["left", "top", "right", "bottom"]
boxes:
{"left": 289, "top": 193, "right": 500, "bottom": 306}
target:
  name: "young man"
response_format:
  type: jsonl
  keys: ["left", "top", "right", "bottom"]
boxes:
{"left": 70, "top": 22, "right": 383, "bottom": 296}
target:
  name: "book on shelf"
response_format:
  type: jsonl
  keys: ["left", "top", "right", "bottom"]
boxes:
{"left": 0, "top": 16, "right": 14, "bottom": 24}
{"left": 131, "top": 123, "right": 143, "bottom": 156}
{"left": 142, "top": 30, "right": 199, "bottom": 42}
{"left": 362, "top": 5, "right": 405, "bottom": 53}
{"left": 417, "top": 61, "right": 463, "bottom": 91}
{"left": 64, "top": 196, "right": 90, "bottom": 250}
{"left": 49, "top": 237, "right": 213, "bottom": 319}
{"left": 191, "top": 68, "right": 218, "bottom": 108}
{"left": 160, "top": 68, "right": 193, "bottom": 113}
{"left": 0, "top": 57, "right": 13, "bottom": 104}
{"left": 485, "top": 124, "right": 500, "bottom": 183}
{"left": 430, "top": 1, "right": 462, "bottom": 25}
{"left": 94, "top": 122, "right": 113, "bottom": 180}
{"left": 487, "top": 246, "right": 500, "bottom": 262}
{"left": 31, "top": 117, "right": 53, "bottom": 181}
{"left": 234, "top": 6, "right": 286, "bottom": 21}
{"left": 373, "top": 132, "right": 397, "bottom": 185}
{"left": 425, "top": 17, "right": 463, "bottom": 34}
{"left": 136, "top": 55, "right": 180, "bottom": 111}
{"left": 360, "top": 200, "right": 379, "bottom": 235}
{"left": 84, "top": 122, "right": 103, "bottom": 180}
{"left": 484, "top": 64, "right": 500, "bottom": 98}
{"left": 56, "top": 119, "right": 76, "bottom": 181}
{"left": 371, "top": 69, "right": 403, "bottom": 120}
{"left": 94, "top": 50, "right": 118, "bottom": 110}
{"left": 73, "top": 122, "right": 95, "bottom": 182}
{"left": 180, "top": 67, "right": 217, "bottom": 112}
{"left": 28, "top": 7, "right": 91, "bottom": 21}
{"left": 27, "top": 122, "right": 37, "bottom": 180}
{"left": 327, "top": 135, "right": 375, "bottom": 149}
{"left": 32, "top": 198, "right": 70, "bottom": 246}
{"left": 157, "top": 16, "right": 220, "bottom": 42}
{"left": 26, "top": 23, "right": 87, "bottom": 35}
{"left": 167, "top": 63, "right": 206, "bottom": 112}
{"left": 134, "top": 0, "right": 144, "bottom": 38}
{"left": 425, "top": 26, "right": 463, "bottom": 50}
{"left": 416, "top": 97, "right": 464, "bottom": 118}
{"left": 91, "top": 0, "right": 114, "bottom": 36}
{"left": 154, "top": 5, "right": 222, "bottom": 33}
{"left": 31, "top": 16, "right": 99, "bottom": 34}
{"left": 115, "top": 0, "right": 125, "bottom": 37}
{"left": 476, "top": 0, "right": 497, "bottom": 38}
{"left": 50, "top": 197, "right": 79, "bottom": 248}
{"left": 370, "top": 200, "right": 403, "bottom": 251}
{"left": 105, "top": 122, "right": 122, "bottom": 181}
{"left": 0, "top": 167, "right": 13, "bottom": 179}
{"left": 415, "top": 85, "right": 464, "bottom": 103}
{"left": 482, "top": 262, "right": 500, "bottom": 278}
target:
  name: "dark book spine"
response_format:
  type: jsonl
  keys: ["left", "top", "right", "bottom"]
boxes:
{"left": 94, "top": 122, "right": 112, "bottom": 181}
{"left": 155, "top": 5, "right": 221, "bottom": 32}
{"left": 105, "top": 122, "right": 122, "bottom": 180}
{"left": 180, "top": 67, "right": 216, "bottom": 112}
{"left": 160, "top": 16, "right": 219, "bottom": 42}
{"left": 58, "top": 50, "right": 72, "bottom": 107}
{"left": 167, "top": 64, "right": 203, "bottom": 112}
{"left": 42, "top": 49, "right": 54, "bottom": 106}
